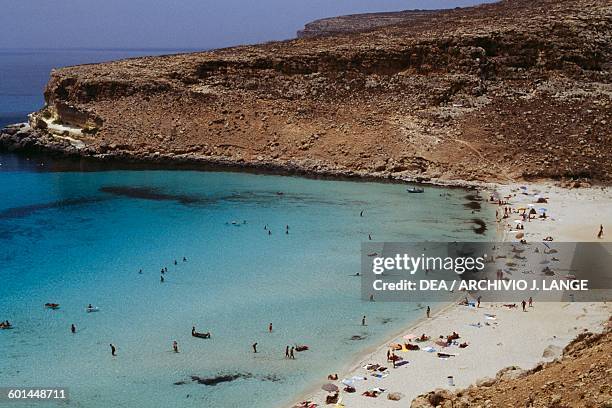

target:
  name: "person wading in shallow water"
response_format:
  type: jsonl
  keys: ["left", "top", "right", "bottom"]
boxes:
{"left": 172, "top": 341, "right": 179, "bottom": 353}
{"left": 252, "top": 342, "right": 258, "bottom": 353}
{"left": 71, "top": 324, "right": 76, "bottom": 334}
{"left": 285, "top": 345, "right": 289, "bottom": 358}
{"left": 110, "top": 344, "right": 117, "bottom": 356}
{"left": 426, "top": 306, "right": 431, "bottom": 318}
{"left": 268, "top": 323, "right": 273, "bottom": 333}
{"left": 598, "top": 224, "right": 604, "bottom": 239}
{"left": 290, "top": 347, "right": 295, "bottom": 359}
{"left": 362, "top": 315, "right": 366, "bottom": 326}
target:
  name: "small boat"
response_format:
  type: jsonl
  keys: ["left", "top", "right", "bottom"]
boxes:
{"left": 192, "top": 327, "right": 211, "bottom": 339}
{"left": 44, "top": 303, "right": 60, "bottom": 310}
{"left": 407, "top": 187, "right": 424, "bottom": 193}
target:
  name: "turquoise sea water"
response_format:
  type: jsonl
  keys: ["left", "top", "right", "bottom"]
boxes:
{"left": 0, "top": 154, "right": 493, "bottom": 407}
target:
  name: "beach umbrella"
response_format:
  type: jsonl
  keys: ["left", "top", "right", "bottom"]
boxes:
{"left": 403, "top": 334, "right": 417, "bottom": 340}
{"left": 322, "top": 383, "right": 339, "bottom": 392}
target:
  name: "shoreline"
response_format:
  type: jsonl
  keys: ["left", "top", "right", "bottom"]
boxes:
{"left": 3, "top": 123, "right": 610, "bottom": 408}
{"left": 3, "top": 123, "right": 602, "bottom": 191}
{"left": 290, "top": 181, "right": 611, "bottom": 407}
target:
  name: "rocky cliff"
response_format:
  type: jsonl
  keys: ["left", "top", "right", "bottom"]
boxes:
{"left": 411, "top": 320, "right": 612, "bottom": 408}
{"left": 297, "top": 9, "right": 439, "bottom": 38}
{"left": 2, "top": 0, "right": 611, "bottom": 183}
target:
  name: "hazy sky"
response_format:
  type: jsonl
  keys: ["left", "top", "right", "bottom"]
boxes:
{"left": 1, "top": 0, "right": 494, "bottom": 50}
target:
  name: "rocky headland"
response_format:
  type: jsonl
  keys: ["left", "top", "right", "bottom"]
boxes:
{"left": 1, "top": 0, "right": 611, "bottom": 184}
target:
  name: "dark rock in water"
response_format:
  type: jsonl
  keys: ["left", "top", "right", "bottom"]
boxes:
{"left": 464, "top": 201, "right": 482, "bottom": 210}
{"left": 99, "top": 186, "right": 202, "bottom": 205}
{"left": 260, "top": 374, "right": 282, "bottom": 382}
{"left": 464, "top": 193, "right": 482, "bottom": 202}
{"left": 471, "top": 218, "right": 487, "bottom": 235}
{"left": 0, "top": 197, "right": 105, "bottom": 220}
{"left": 190, "top": 373, "right": 251, "bottom": 386}
{"left": 183, "top": 372, "right": 281, "bottom": 386}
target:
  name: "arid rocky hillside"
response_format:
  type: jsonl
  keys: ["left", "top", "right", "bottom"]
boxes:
{"left": 1, "top": 0, "right": 611, "bottom": 183}
{"left": 411, "top": 320, "right": 612, "bottom": 408}
{"left": 297, "top": 9, "right": 439, "bottom": 38}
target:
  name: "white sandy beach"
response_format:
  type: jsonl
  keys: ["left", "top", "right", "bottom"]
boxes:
{"left": 293, "top": 182, "right": 611, "bottom": 407}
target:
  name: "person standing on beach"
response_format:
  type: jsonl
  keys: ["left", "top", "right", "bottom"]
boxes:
{"left": 252, "top": 342, "right": 258, "bottom": 353}
{"left": 426, "top": 306, "right": 431, "bottom": 318}
{"left": 521, "top": 300, "right": 527, "bottom": 312}
{"left": 110, "top": 344, "right": 116, "bottom": 356}
{"left": 362, "top": 315, "right": 366, "bottom": 326}
{"left": 528, "top": 297, "right": 533, "bottom": 307}
{"left": 71, "top": 324, "right": 76, "bottom": 334}
{"left": 268, "top": 323, "right": 273, "bottom": 333}
{"left": 477, "top": 296, "right": 482, "bottom": 308}
{"left": 285, "top": 345, "right": 289, "bottom": 358}
{"left": 290, "top": 347, "right": 295, "bottom": 359}
{"left": 598, "top": 224, "right": 604, "bottom": 239}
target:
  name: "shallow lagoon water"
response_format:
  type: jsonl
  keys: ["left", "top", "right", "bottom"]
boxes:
{"left": 0, "top": 155, "right": 493, "bottom": 407}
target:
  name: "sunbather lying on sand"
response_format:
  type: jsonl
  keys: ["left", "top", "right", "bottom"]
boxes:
{"left": 325, "top": 393, "right": 338, "bottom": 404}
